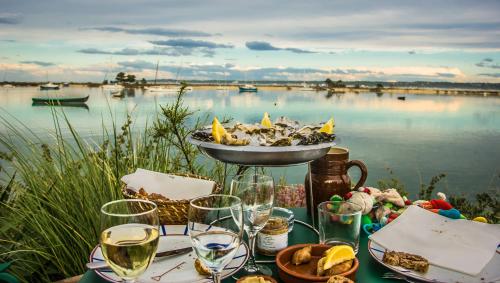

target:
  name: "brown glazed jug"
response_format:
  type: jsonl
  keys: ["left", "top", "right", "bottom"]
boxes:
{"left": 305, "top": 147, "right": 368, "bottom": 217}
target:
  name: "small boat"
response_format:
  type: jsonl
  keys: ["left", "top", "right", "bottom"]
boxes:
{"left": 63, "top": 83, "right": 70, "bottom": 87}
{"left": 102, "top": 84, "right": 123, "bottom": 91}
{"left": 40, "top": 82, "right": 60, "bottom": 90}
{"left": 239, "top": 84, "right": 258, "bottom": 92}
{"left": 2, "top": 84, "right": 14, "bottom": 88}
{"left": 397, "top": 96, "right": 406, "bottom": 101}
{"left": 32, "top": 95, "right": 89, "bottom": 104}
{"left": 110, "top": 90, "right": 124, "bottom": 97}
{"left": 145, "top": 85, "right": 193, "bottom": 93}
{"left": 300, "top": 82, "right": 315, "bottom": 91}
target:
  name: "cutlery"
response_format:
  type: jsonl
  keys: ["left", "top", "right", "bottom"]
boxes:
{"left": 381, "top": 272, "right": 418, "bottom": 282}
{"left": 86, "top": 246, "right": 192, "bottom": 270}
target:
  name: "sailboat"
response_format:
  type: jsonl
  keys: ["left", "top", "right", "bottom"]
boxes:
{"left": 145, "top": 61, "right": 193, "bottom": 93}
{"left": 300, "top": 70, "right": 315, "bottom": 91}
{"left": 238, "top": 84, "right": 258, "bottom": 92}
{"left": 40, "top": 82, "right": 60, "bottom": 90}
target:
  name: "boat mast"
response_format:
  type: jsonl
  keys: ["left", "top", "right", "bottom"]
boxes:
{"left": 154, "top": 60, "right": 159, "bottom": 84}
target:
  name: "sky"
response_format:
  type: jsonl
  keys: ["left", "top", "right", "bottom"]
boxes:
{"left": 0, "top": 0, "right": 500, "bottom": 83}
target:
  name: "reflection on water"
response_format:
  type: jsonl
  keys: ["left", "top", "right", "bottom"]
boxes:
{"left": 0, "top": 86, "right": 499, "bottom": 196}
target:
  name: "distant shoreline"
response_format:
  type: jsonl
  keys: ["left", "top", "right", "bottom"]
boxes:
{"left": 2, "top": 82, "right": 499, "bottom": 97}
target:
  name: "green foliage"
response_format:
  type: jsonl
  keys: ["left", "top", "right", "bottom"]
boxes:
{"left": 0, "top": 86, "right": 226, "bottom": 282}
{"left": 449, "top": 190, "right": 499, "bottom": 223}
{"left": 115, "top": 72, "right": 125, "bottom": 82}
{"left": 418, "top": 173, "right": 447, "bottom": 200}
{"left": 376, "top": 167, "right": 408, "bottom": 197}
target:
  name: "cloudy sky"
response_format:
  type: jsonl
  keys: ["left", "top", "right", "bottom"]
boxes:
{"left": 1, "top": 0, "right": 499, "bottom": 82}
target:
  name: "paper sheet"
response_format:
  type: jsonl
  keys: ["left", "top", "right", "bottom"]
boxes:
{"left": 369, "top": 205, "right": 500, "bottom": 276}
{"left": 121, "top": 168, "right": 216, "bottom": 200}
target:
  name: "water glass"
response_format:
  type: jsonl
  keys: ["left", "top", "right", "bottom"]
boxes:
{"left": 100, "top": 199, "right": 159, "bottom": 282}
{"left": 318, "top": 201, "right": 362, "bottom": 253}
{"left": 188, "top": 195, "right": 244, "bottom": 283}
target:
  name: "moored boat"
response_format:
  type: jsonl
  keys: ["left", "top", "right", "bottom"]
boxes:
{"left": 40, "top": 82, "right": 60, "bottom": 90}
{"left": 32, "top": 95, "right": 89, "bottom": 104}
{"left": 239, "top": 84, "right": 258, "bottom": 92}
{"left": 102, "top": 84, "right": 123, "bottom": 91}
{"left": 300, "top": 82, "right": 315, "bottom": 91}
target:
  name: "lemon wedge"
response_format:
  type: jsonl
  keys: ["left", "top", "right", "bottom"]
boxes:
{"left": 211, "top": 117, "right": 227, "bottom": 144}
{"left": 323, "top": 245, "right": 355, "bottom": 270}
{"left": 261, "top": 112, "right": 272, "bottom": 128}
{"left": 319, "top": 118, "right": 335, "bottom": 134}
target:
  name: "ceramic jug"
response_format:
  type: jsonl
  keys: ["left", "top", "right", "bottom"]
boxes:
{"left": 305, "top": 147, "right": 368, "bottom": 216}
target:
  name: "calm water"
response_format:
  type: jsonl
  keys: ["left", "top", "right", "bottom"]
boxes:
{"left": 1, "top": 86, "right": 499, "bottom": 198}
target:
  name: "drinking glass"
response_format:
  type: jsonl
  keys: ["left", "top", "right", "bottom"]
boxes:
{"left": 318, "top": 201, "right": 362, "bottom": 253}
{"left": 230, "top": 174, "right": 274, "bottom": 277}
{"left": 188, "top": 194, "right": 244, "bottom": 283}
{"left": 100, "top": 199, "right": 160, "bottom": 282}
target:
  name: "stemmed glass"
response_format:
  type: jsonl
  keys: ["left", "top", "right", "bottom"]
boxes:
{"left": 188, "top": 194, "right": 244, "bottom": 283}
{"left": 230, "top": 174, "right": 274, "bottom": 277}
{"left": 100, "top": 199, "right": 160, "bottom": 282}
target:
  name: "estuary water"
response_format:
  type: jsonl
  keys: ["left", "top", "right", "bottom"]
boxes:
{"left": 0, "top": 86, "right": 499, "bottom": 198}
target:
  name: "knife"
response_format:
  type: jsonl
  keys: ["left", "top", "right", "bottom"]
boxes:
{"left": 86, "top": 246, "right": 193, "bottom": 270}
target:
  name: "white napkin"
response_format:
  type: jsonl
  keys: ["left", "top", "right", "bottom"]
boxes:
{"left": 121, "top": 168, "right": 216, "bottom": 200}
{"left": 369, "top": 205, "right": 500, "bottom": 276}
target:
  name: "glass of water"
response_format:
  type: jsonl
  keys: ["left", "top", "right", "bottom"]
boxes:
{"left": 230, "top": 174, "right": 274, "bottom": 277}
{"left": 318, "top": 201, "right": 362, "bottom": 253}
{"left": 188, "top": 195, "right": 244, "bottom": 283}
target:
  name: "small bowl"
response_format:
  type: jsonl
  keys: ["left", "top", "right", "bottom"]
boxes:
{"left": 236, "top": 275, "right": 278, "bottom": 283}
{"left": 276, "top": 244, "right": 359, "bottom": 283}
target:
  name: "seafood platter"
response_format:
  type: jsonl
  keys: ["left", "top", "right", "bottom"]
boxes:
{"left": 189, "top": 113, "right": 336, "bottom": 166}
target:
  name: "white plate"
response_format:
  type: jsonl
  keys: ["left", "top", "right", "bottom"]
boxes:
{"left": 368, "top": 240, "right": 500, "bottom": 283}
{"left": 90, "top": 225, "right": 249, "bottom": 283}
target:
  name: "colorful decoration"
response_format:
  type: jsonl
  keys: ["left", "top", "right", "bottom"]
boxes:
{"left": 344, "top": 190, "right": 374, "bottom": 214}
{"left": 472, "top": 216, "right": 488, "bottom": 223}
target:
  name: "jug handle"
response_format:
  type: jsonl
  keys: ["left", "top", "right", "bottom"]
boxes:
{"left": 346, "top": 160, "right": 368, "bottom": 189}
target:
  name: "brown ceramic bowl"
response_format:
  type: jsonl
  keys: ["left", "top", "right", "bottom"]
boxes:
{"left": 276, "top": 244, "right": 359, "bottom": 283}
{"left": 236, "top": 275, "right": 278, "bottom": 283}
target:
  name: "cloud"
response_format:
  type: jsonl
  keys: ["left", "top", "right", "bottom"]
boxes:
{"left": 150, "top": 39, "right": 233, "bottom": 49}
{"left": 0, "top": 13, "right": 21, "bottom": 24}
{"left": 20, "top": 60, "right": 55, "bottom": 67}
{"left": 114, "top": 60, "right": 463, "bottom": 82}
{"left": 78, "top": 45, "right": 221, "bottom": 57}
{"left": 83, "top": 26, "right": 212, "bottom": 37}
{"left": 246, "top": 41, "right": 316, "bottom": 54}
{"left": 479, "top": 73, "right": 500, "bottom": 78}
{"left": 475, "top": 58, "right": 500, "bottom": 69}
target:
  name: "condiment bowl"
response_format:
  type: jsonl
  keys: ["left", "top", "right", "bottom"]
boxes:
{"left": 276, "top": 244, "right": 359, "bottom": 283}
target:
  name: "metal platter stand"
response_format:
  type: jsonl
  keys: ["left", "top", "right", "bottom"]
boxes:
{"left": 189, "top": 136, "right": 336, "bottom": 263}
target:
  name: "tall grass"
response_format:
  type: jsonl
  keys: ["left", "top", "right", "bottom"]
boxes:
{"left": 0, "top": 87, "right": 226, "bottom": 282}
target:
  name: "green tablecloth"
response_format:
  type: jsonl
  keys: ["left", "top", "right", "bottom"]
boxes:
{"left": 80, "top": 208, "right": 398, "bottom": 283}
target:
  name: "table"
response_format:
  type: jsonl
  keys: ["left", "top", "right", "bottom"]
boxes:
{"left": 79, "top": 208, "right": 399, "bottom": 283}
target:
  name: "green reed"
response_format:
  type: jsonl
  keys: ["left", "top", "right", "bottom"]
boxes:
{"left": 0, "top": 85, "right": 226, "bottom": 282}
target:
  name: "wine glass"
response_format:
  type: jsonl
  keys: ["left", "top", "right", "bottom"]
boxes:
{"left": 100, "top": 199, "right": 159, "bottom": 283}
{"left": 188, "top": 194, "right": 244, "bottom": 283}
{"left": 230, "top": 174, "right": 274, "bottom": 277}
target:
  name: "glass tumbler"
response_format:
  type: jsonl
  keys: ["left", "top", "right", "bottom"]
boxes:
{"left": 317, "top": 201, "right": 362, "bottom": 253}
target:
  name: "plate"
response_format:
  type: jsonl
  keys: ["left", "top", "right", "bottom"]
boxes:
{"left": 189, "top": 136, "right": 335, "bottom": 166}
{"left": 368, "top": 240, "right": 500, "bottom": 283}
{"left": 90, "top": 225, "right": 249, "bottom": 283}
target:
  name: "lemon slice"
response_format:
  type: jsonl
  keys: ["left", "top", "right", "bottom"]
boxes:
{"left": 211, "top": 117, "right": 227, "bottom": 144}
{"left": 319, "top": 118, "right": 334, "bottom": 134}
{"left": 261, "top": 112, "right": 272, "bottom": 128}
{"left": 323, "top": 245, "right": 355, "bottom": 270}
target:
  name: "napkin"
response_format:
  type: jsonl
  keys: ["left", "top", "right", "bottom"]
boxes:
{"left": 121, "top": 168, "right": 216, "bottom": 200}
{"left": 369, "top": 205, "right": 500, "bottom": 276}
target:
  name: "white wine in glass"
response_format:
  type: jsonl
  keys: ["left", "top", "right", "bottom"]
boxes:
{"left": 100, "top": 199, "right": 159, "bottom": 282}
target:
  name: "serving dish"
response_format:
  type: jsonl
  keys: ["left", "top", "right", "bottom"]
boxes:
{"left": 276, "top": 244, "right": 358, "bottom": 283}
{"left": 189, "top": 136, "right": 335, "bottom": 166}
